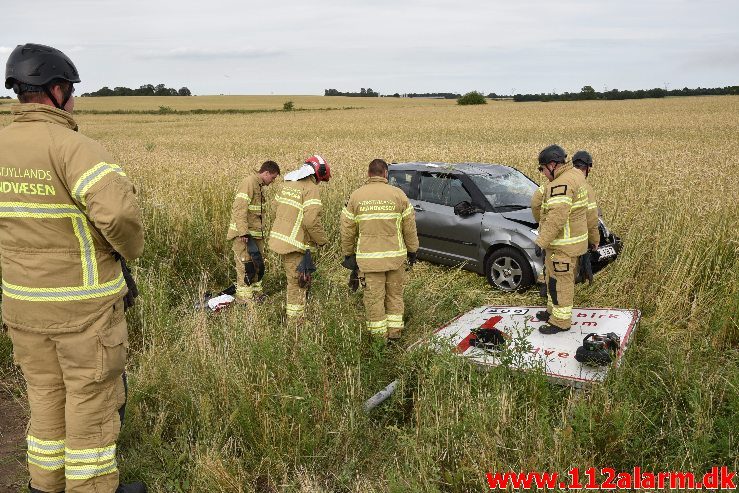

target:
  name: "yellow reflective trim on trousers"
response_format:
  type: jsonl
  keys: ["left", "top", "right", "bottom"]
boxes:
{"left": 2, "top": 273, "right": 125, "bottom": 302}
{"left": 65, "top": 460, "right": 118, "bottom": 480}
{"left": 552, "top": 306, "right": 572, "bottom": 318}
{"left": 27, "top": 435, "right": 65, "bottom": 454}
{"left": 65, "top": 444, "right": 116, "bottom": 464}
{"left": 248, "top": 205, "right": 262, "bottom": 211}
{"left": 550, "top": 232, "right": 588, "bottom": 246}
{"left": 286, "top": 303, "right": 304, "bottom": 316}
{"left": 387, "top": 315, "right": 404, "bottom": 328}
{"left": 248, "top": 230, "right": 264, "bottom": 238}
{"left": 72, "top": 162, "right": 126, "bottom": 207}
{"left": 545, "top": 196, "right": 572, "bottom": 206}
{"left": 342, "top": 208, "right": 355, "bottom": 220}
{"left": 28, "top": 453, "right": 65, "bottom": 471}
{"left": 366, "top": 319, "right": 388, "bottom": 328}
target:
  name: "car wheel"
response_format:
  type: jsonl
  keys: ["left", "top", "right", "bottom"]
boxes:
{"left": 485, "top": 247, "right": 534, "bottom": 292}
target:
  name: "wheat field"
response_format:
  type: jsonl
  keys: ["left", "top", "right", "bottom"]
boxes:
{"left": 1, "top": 95, "right": 737, "bottom": 492}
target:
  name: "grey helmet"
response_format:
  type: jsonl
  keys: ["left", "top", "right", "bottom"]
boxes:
{"left": 572, "top": 150, "right": 593, "bottom": 168}
{"left": 538, "top": 144, "right": 567, "bottom": 165}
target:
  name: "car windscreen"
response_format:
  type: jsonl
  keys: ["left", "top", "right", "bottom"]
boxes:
{"left": 469, "top": 169, "right": 538, "bottom": 210}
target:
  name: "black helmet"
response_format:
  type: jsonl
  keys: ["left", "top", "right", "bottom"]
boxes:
{"left": 5, "top": 43, "right": 80, "bottom": 93}
{"left": 538, "top": 144, "right": 567, "bottom": 165}
{"left": 572, "top": 150, "right": 593, "bottom": 168}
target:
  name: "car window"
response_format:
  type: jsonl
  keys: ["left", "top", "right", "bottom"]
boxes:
{"left": 469, "top": 170, "right": 537, "bottom": 209}
{"left": 388, "top": 170, "right": 414, "bottom": 196}
{"left": 419, "top": 173, "right": 472, "bottom": 206}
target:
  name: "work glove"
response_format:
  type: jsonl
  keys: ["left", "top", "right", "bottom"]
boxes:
{"left": 534, "top": 244, "right": 543, "bottom": 257}
{"left": 341, "top": 254, "right": 359, "bottom": 271}
{"left": 113, "top": 252, "right": 138, "bottom": 311}
{"left": 348, "top": 268, "right": 361, "bottom": 292}
{"left": 407, "top": 251, "right": 417, "bottom": 267}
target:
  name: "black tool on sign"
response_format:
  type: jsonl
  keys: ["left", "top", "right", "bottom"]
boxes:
{"left": 575, "top": 332, "right": 621, "bottom": 366}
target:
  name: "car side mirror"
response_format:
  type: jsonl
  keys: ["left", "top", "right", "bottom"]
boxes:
{"left": 454, "top": 201, "right": 480, "bottom": 217}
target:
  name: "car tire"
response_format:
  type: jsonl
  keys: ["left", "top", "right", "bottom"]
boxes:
{"left": 485, "top": 247, "right": 534, "bottom": 292}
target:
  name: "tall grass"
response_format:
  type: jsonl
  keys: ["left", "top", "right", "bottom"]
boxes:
{"left": 1, "top": 96, "right": 737, "bottom": 491}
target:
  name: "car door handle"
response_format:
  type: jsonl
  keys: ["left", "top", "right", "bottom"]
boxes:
{"left": 413, "top": 205, "right": 425, "bottom": 212}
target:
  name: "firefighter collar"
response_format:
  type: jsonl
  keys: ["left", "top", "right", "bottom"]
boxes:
{"left": 553, "top": 162, "right": 573, "bottom": 179}
{"left": 366, "top": 176, "right": 388, "bottom": 184}
{"left": 11, "top": 103, "right": 79, "bottom": 132}
{"left": 253, "top": 169, "right": 266, "bottom": 186}
{"left": 284, "top": 164, "right": 315, "bottom": 182}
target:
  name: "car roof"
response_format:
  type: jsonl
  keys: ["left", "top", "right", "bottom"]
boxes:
{"left": 389, "top": 162, "right": 515, "bottom": 175}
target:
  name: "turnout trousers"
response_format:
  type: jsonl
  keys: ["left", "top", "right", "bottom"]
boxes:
{"left": 233, "top": 238, "right": 265, "bottom": 301}
{"left": 7, "top": 300, "right": 127, "bottom": 493}
{"left": 545, "top": 251, "right": 576, "bottom": 329}
{"left": 363, "top": 267, "right": 405, "bottom": 338}
{"left": 282, "top": 251, "right": 307, "bottom": 319}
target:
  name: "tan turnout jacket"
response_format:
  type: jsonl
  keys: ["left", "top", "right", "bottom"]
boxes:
{"left": 534, "top": 163, "right": 589, "bottom": 257}
{"left": 340, "top": 176, "right": 419, "bottom": 272}
{"left": 269, "top": 175, "right": 326, "bottom": 254}
{"left": 227, "top": 171, "right": 265, "bottom": 240}
{"left": 0, "top": 104, "right": 144, "bottom": 333}
{"left": 583, "top": 180, "right": 600, "bottom": 247}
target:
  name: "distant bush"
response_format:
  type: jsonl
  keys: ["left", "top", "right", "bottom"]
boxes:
{"left": 457, "top": 91, "right": 487, "bottom": 105}
{"left": 283, "top": 101, "right": 294, "bottom": 111}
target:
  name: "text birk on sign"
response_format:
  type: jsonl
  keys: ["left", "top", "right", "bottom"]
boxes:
{"left": 431, "top": 306, "right": 641, "bottom": 388}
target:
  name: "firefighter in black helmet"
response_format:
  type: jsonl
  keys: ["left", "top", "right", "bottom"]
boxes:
{"left": 3, "top": 43, "right": 146, "bottom": 493}
{"left": 572, "top": 150, "right": 600, "bottom": 248}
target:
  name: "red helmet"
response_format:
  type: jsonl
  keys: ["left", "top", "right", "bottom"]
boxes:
{"left": 305, "top": 155, "right": 331, "bottom": 182}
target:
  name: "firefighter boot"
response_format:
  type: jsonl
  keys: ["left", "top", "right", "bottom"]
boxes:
{"left": 538, "top": 323, "right": 570, "bottom": 334}
{"left": 116, "top": 482, "right": 147, "bottom": 493}
{"left": 535, "top": 311, "right": 550, "bottom": 322}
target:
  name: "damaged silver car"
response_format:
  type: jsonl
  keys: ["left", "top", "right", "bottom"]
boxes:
{"left": 388, "top": 162, "right": 621, "bottom": 291}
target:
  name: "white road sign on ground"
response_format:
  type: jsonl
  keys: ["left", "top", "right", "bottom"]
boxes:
{"left": 431, "top": 306, "right": 641, "bottom": 388}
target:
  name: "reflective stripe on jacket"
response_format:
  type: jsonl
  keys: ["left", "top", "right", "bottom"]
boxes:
{"left": 583, "top": 180, "right": 600, "bottom": 246}
{"left": 226, "top": 171, "right": 265, "bottom": 239}
{"left": 0, "top": 104, "right": 144, "bottom": 333}
{"left": 535, "top": 163, "right": 589, "bottom": 257}
{"left": 268, "top": 176, "right": 326, "bottom": 254}
{"left": 531, "top": 184, "right": 544, "bottom": 223}
{"left": 340, "top": 176, "right": 419, "bottom": 272}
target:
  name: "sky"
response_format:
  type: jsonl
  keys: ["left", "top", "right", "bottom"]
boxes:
{"left": 1, "top": 0, "right": 737, "bottom": 96}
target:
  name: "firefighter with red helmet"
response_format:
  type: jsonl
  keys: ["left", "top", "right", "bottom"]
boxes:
{"left": 268, "top": 155, "right": 329, "bottom": 320}
{"left": 2, "top": 44, "right": 145, "bottom": 493}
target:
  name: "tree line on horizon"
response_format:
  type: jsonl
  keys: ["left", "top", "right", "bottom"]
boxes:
{"left": 81, "top": 84, "right": 192, "bottom": 97}
{"left": 511, "top": 85, "right": 739, "bottom": 102}
{"left": 323, "top": 85, "right": 738, "bottom": 102}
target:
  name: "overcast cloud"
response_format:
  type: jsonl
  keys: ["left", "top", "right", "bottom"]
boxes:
{"left": 1, "top": 0, "right": 737, "bottom": 95}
